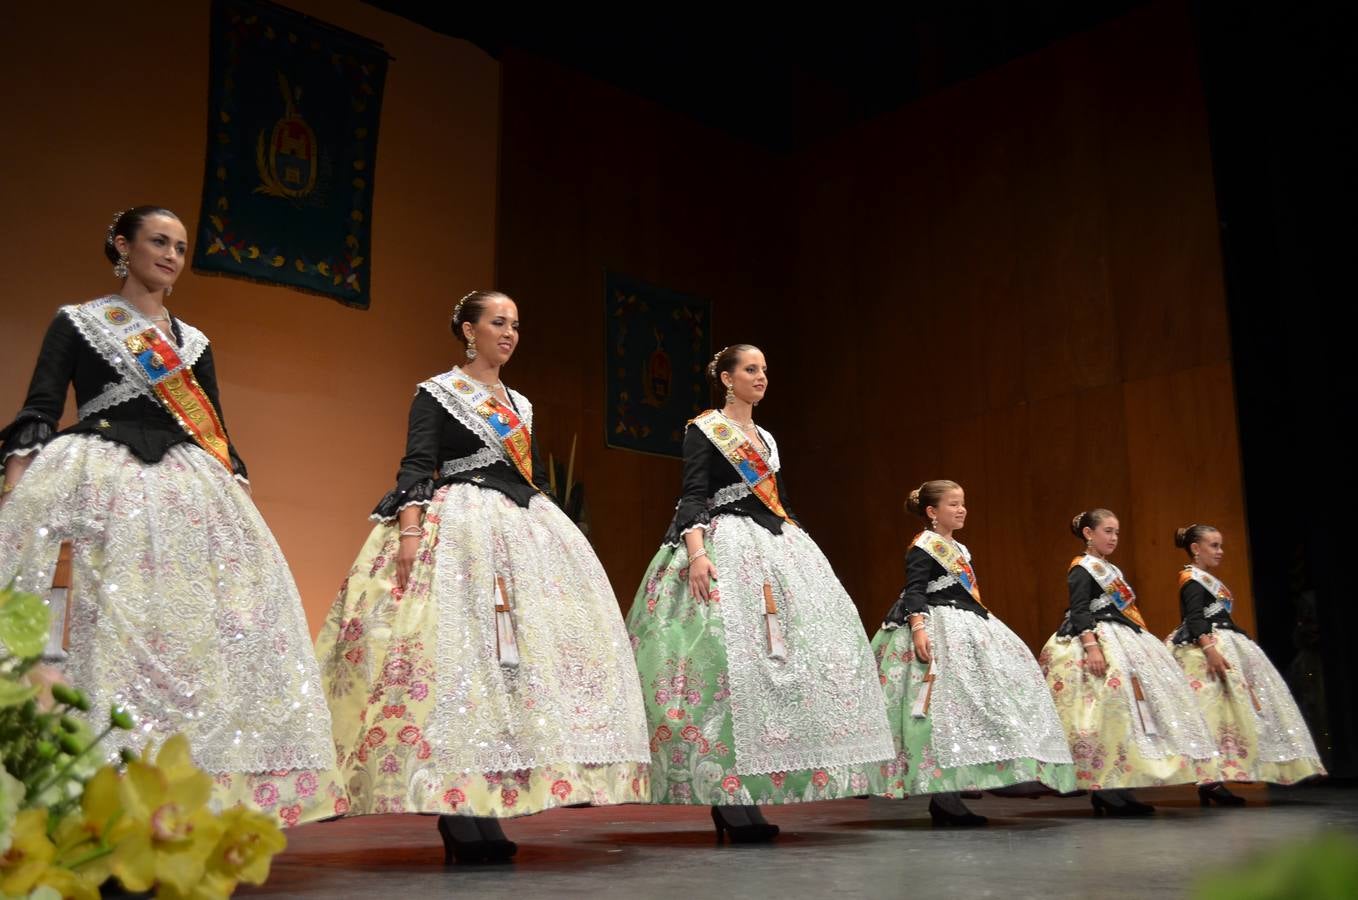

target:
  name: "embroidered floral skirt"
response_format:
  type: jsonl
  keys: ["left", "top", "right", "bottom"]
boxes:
{"left": 1039, "top": 621, "right": 1216, "bottom": 790}
{"left": 0, "top": 435, "right": 343, "bottom": 827}
{"left": 1169, "top": 629, "right": 1325, "bottom": 785}
{"left": 625, "top": 515, "right": 894, "bottom": 805}
{"left": 870, "top": 606, "right": 1075, "bottom": 797}
{"left": 315, "top": 484, "right": 650, "bottom": 818}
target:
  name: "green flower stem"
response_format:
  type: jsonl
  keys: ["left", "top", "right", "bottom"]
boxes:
{"left": 33, "top": 722, "right": 117, "bottom": 804}
{"left": 63, "top": 843, "right": 115, "bottom": 870}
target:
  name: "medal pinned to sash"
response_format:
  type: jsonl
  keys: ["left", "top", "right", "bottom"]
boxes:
{"left": 71, "top": 298, "right": 233, "bottom": 471}
{"left": 692, "top": 410, "right": 789, "bottom": 520}
{"left": 493, "top": 575, "right": 520, "bottom": 669}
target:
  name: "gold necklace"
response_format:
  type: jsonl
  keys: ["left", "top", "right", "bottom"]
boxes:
{"left": 460, "top": 367, "right": 504, "bottom": 393}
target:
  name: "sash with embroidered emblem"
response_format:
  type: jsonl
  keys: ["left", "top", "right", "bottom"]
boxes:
{"left": 691, "top": 409, "right": 789, "bottom": 520}
{"left": 1073, "top": 555, "right": 1146, "bottom": 629}
{"left": 69, "top": 297, "right": 232, "bottom": 471}
{"left": 425, "top": 370, "right": 534, "bottom": 487}
{"left": 913, "top": 530, "right": 984, "bottom": 607}
{"left": 1180, "top": 566, "right": 1234, "bottom": 615}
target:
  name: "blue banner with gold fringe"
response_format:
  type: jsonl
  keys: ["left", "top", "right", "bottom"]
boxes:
{"left": 192, "top": 0, "right": 389, "bottom": 308}
{"left": 605, "top": 271, "right": 712, "bottom": 458}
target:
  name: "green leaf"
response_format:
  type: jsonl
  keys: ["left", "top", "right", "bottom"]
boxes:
{"left": 1195, "top": 832, "right": 1358, "bottom": 900}
{"left": 0, "top": 679, "right": 39, "bottom": 708}
{"left": 0, "top": 586, "right": 50, "bottom": 658}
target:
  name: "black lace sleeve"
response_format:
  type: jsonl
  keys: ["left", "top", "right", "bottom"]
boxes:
{"left": 661, "top": 425, "right": 712, "bottom": 544}
{"left": 371, "top": 389, "right": 443, "bottom": 521}
{"left": 882, "top": 546, "right": 935, "bottom": 625}
{"left": 0, "top": 313, "right": 78, "bottom": 461}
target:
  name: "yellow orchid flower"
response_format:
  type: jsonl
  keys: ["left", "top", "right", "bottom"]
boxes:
{"left": 103, "top": 736, "right": 223, "bottom": 895}
{"left": 206, "top": 806, "right": 286, "bottom": 887}
{"left": 25, "top": 863, "right": 101, "bottom": 900}
{"left": 137, "top": 806, "right": 287, "bottom": 899}
{"left": 0, "top": 808, "right": 56, "bottom": 895}
{"left": 40, "top": 803, "right": 111, "bottom": 895}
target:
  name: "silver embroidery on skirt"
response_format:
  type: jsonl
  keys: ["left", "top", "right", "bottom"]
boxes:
{"left": 705, "top": 515, "right": 894, "bottom": 775}
{"left": 1212, "top": 630, "right": 1323, "bottom": 764}
{"left": 1097, "top": 622, "right": 1216, "bottom": 761}
{"left": 0, "top": 434, "right": 335, "bottom": 773}
{"left": 926, "top": 606, "right": 1074, "bottom": 768}
{"left": 425, "top": 483, "right": 650, "bottom": 772}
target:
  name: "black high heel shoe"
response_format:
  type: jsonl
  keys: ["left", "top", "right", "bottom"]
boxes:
{"left": 1091, "top": 790, "right": 1154, "bottom": 817}
{"left": 437, "top": 815, "right": 487, "bottom": 864}
{"left": 743, "top": 804, "right": 781, "bottom": 839}
{"left": 1114, "top": 789, "right": 1155, "bottom": 815}
{"left": 710, "top": 805, "right": 779, "bottom": 843}
{"left": 928, "top": 795, "right": 987, "bottom": 827}
{"left": 1199, "top": 783, "right": 1246, "bottom": 807}
{"left": 474, "top": 816, "right": 519, "bottom": 861}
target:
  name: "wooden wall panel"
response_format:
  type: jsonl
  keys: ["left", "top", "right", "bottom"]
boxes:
{"left": 493, "top": 3, "right": 1250, "bottom": 652}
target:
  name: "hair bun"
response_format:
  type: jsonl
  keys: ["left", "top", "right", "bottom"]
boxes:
{"left": 1070, "top": 513, "right": 1085, "bottom": 538}
{"left": 905, "top": 489, "right": 922, "bottom": 515}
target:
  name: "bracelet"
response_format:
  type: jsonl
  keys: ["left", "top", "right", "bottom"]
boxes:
{"left": 1081, "top": 637, "right": 1099, "bottom": 648}
{"left": 689, "top": 548, "right": 708, "bottom": 561}
{"left": 1199, "top": 636, "right": 1217, "bottom": 649}
{"left": 909, "top": 622, "right": 926, "bottom": 633}
{"left": 398, "top": 527, "right": 424, "bottom": 538}
{"left": 0, "top": 482, "right": 14, "bottom": 495}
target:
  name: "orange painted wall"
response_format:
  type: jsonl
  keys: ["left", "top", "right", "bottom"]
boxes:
{"left": 0, "top": 1, "right": 500, "bottom": 631}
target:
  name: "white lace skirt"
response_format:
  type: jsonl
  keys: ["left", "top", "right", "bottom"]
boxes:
{"left": 0, "top": 434, "right": 335, "bottom": 776}
{"left": 707, "top": 516, "right": 895, "bottom": 775}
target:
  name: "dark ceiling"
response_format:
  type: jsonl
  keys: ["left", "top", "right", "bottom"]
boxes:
{"left": 363, "top": 2, "right": 1147, "bottom": 152}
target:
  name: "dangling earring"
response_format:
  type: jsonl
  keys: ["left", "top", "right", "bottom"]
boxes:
{"left": 929, "top": 518, "right": 938, "bottom": 531}
{"left": 1085, "top": 539, "right": 1093, "bottom": 551}
{"left": 724, "top": 383, "right": 734, "bottom": 405}
{"left": 113, "top": 253, "right": 129, "bottom": 279}
{"left": 1192, "top": 552, "right": 1200, "bottom": 566}
{"left": 164, "top": 285, "right": 173, "bottom": 298}
{"left": 466, "top": 335, "right": 478, "bottom": 361}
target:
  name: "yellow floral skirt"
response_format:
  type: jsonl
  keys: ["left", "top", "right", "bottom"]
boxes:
{"left": 1039, "top": 622, "right": 1217, "bottom": 790}
{"left": 1170, "top": 629, "right": 1325, "bottom": 785}
{"left": 316, "top": 484, "right": 650, "bottom": 818}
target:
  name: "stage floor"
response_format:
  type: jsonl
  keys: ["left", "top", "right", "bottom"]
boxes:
{"left": 240, "top": 783, "right": 1357, "bottom": 899}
